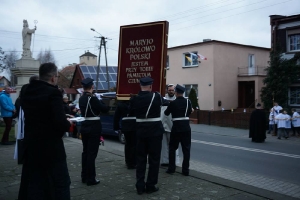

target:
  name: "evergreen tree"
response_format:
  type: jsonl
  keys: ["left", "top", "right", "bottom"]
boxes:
{"left": 261, "top": 46, "right": 300, "bottom": 109}
{"left": 188, "top": 88, "right": 199, "bottom": 109}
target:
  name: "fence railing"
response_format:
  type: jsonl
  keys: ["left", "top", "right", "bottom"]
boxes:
{"left": 238, "top": 66, "right": 268, "bottom": 76}
{"left": 190, "top": 110, "right": 267, "bottom": 129}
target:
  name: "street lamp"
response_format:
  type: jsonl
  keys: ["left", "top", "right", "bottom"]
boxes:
{"left": 90, "top": 28, "right": 110, "bottom": 92}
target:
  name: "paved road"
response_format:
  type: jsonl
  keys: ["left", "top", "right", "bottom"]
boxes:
{"left": 188, "top": 124, "right": 300, "bottom": 198}
{"left": 102, "top": 124, "right": 300, "bottom": 198}
{"left": 189, "top": 131, "right": 300, "bottom": 185}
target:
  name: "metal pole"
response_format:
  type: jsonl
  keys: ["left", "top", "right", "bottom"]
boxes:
{"left": 95, "top": 37, "right": 102, "bottom": 92}
{"left": 103, "top": 37, "right": 110, "bottom": 91}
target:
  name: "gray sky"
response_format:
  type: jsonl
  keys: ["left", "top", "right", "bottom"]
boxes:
{"left": 0, "top": 0, "right": 299, "bottom": 73}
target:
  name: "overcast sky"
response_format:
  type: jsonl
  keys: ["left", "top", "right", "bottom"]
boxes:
{"left": 0, "top": 0, "right": 299, "bottom": 74}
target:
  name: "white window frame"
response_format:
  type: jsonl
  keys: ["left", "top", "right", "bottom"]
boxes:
{"left": 288, "top": 34, "right": 300, "bottom": 52}
{"left": 184, "top": 84, "right": 198, "bottom": 98}
{"left": 289, "top": 87, "right": 300, "bottom": 106}
{"left": 183, "top": 52, "right": 198, "bottom": 68}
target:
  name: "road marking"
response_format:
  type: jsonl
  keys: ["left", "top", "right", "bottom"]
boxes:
{"left": 191, "top": 139, "right": 300, "bottom": 159}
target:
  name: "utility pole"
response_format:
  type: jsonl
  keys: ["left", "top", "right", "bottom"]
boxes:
{"left": 91, "top": 28, "right": 110, "bottom": 92}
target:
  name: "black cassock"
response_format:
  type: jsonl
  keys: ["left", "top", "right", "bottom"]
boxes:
{"left": 249, "top": 109, "right": 267, "bottom": 142}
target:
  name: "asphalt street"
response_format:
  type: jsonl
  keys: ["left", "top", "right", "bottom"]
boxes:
{"left": 102, "top": 124, "right": 300, "bottom": 198}
{"left": 188, "top": 132, "right": 300, "bottom": 185}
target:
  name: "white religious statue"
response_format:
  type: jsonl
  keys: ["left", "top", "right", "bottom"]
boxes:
{"left": 22, "top": 19, "right": 36, "bottom": 58}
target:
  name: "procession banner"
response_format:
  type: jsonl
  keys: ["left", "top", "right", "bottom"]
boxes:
{"left": 117, "top": 21, "right": 169, "bottom": 100}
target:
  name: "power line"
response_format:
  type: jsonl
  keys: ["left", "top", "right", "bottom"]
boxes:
{"left": 0, "top": 30, "right": 95, "bottom": 41}
{"left": 172, "top": 0, "right": 293, "bottom": 31}
{"left": 170, "top": 0, "right": 268, "bottom": 26}
{"left": 3, "top": 47, "right": 95, "bottom": 53}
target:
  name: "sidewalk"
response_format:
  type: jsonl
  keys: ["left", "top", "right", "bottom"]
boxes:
{"left": 0, "top": 134, "right": 297, "bottom": 200}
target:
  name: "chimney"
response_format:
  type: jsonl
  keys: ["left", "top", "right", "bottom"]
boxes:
{"left": 203, "top": 39, "right": 211, "bottom": 42}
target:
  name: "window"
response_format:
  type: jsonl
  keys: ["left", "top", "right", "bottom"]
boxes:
{"left": 289, "top": 87, "right": 300, "bottom": 105}
{"left": 183, "top": 52, "right": 198, "bottom": 67}
{"left": 288, "top": 34, "right": 300, "bottom": 51}
{"left": 87, "top": 56, "right": 90, "bottom": 60}
{"left": 184, "top": 84, "right": 198, "bottom": 97}
{"left": 249, "top": 54, "right": 255, "bottom": 68}
{"left": 166, "top": 55, "right": 169, "bottom": 69}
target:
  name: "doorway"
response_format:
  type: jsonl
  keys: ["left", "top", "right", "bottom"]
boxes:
{"left": 238, "top": 81, "right": 255, "bottom": 108}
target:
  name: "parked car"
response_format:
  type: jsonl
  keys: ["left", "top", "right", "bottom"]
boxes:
{"left": 98, "top": 92, "right": 126, "bottom": 144}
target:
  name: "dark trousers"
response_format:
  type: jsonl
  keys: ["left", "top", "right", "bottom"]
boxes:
{"left": 292, "top": 125, "right": 300, "bottom": 135}
{"left": 124, "top": 131, "right": 136, "bottom": 167}
{"left": 81, "top": 131, "right": 100, "bottom": 183}
{"left": 169, "top": 131, "right": 191, "bottom": 174}
{"left": 136, "top": 135, "right": 162, "bottom": 190}
{"left": 19, "top": 160, "right": 71, "bottom": 200}
{"left": 1, "top": 117, "right": 12, "bottom": 143}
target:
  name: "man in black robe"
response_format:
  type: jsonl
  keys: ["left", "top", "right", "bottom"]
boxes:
{"left": 249, "top": 103, "right": 267, "bottom": 143}
{"left": 18, "top": 63, "right": 72, "bottom": 200}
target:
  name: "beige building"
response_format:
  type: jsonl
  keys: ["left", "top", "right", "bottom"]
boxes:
{"left": 166, "top": 40, "right": 270, "bottom": 111}
{"left": 79, "top": 51, "right": 97, "bottom": 66}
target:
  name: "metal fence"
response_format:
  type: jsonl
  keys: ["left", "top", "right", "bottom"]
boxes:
{"left": 238, "top": 66, "right": 268, "bottom": 76}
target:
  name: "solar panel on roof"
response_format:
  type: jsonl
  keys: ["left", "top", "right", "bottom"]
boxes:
{"left": 80, "top": 65, "right": 118, "bottom": 90}
{"left": 88, "top": 67, "right": 96, "bottom": 73}
{"left": 80, "top": 66, "right": 88, "bottom": 73}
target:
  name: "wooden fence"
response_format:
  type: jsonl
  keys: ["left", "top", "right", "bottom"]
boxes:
{"left": 190, "top": 110, "right": 256, "bottom": 129}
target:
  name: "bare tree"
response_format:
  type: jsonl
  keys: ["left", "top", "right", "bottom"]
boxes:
{"left": 4, "top": 49, "right": 19, "bottom": 86}
{"left": 0, "top": 47, "right": 7, "bottom": 72}
{"left": 4, "top": 49, "right": 19, "bottom": 70}
{"left": 37, "top": 48, "right": 56, "bottom": 64}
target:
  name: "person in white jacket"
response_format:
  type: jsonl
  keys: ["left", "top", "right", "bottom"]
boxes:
{"left": 275, "top": 110, "right": 289, "bottom": 139}
{"left": 267, "top": 108, "right": 274, "bottom": 134}
{"left": 291, "top": 108, "right": 300, "bottom": 137}
{"left": 160, "top": 84, "right": 180, "bottom": 166}
{"left": 283, "top": 110, "right": 291, "bottom": 138}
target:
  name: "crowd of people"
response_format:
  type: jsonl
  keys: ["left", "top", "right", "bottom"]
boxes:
{"left": 249, "top": 101, "right": 300, "bottom": 143}
{"left": 5, "top": 62, "right": 300, "bottom": 199}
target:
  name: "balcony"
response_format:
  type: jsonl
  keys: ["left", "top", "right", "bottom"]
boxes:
{"left": 238, "top": 66, "right": 268, "bottom": 76}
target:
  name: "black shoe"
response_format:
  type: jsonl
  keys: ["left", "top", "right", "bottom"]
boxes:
{"left": 165, "top": 169, "right": 174, "bottom": 174}
{"left": 82, "top": 179, "right": 86, "bottom": 183}
{"left": 182, "top": 172, "right": 189, "bottom": 176}
{"left": 277, "top": 137, "right": 281, "bottom": 140}
{"left": 87, "top": 179, "right": 100, "bottom": 186}
{"left": 137, "top": 188, "right": 145, "bottom": 195}
{"left": 146, "top": 186, "right": 159, "bottom": 194}
{"left": 161, "top": 163, "right": 169, "bottom": 167}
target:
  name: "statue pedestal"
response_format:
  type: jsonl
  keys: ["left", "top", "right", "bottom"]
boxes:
{"left": 11, "top": 58, "right": 40, "bottom": 96}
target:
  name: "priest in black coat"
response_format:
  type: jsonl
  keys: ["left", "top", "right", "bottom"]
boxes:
{"left": 18, "top": 63, "right": 72, "bottom": 200}
{"left": 249, "top": 103, "right": 267, "bottom": 143}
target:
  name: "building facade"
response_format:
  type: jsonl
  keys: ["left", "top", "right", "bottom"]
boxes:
{"left": 79, "top": 51, "right": 97, "bottom": 66}
{"left": 270, "top": 14, "right": 300, "bottom": 108}
{"left": 166, "top": 40, "right": 270, "bottom": 111}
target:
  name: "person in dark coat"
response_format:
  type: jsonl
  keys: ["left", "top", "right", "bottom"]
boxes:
{"left": 113, "top": 100, "right": 137, "bottom": 169}
{"left": 79, "top": 77, "right": 109, "bottom": 186}
{"left": 249, "top": 103, "right": 267, "bottom": 143}
{"left": 165, "top": 84, "right": 193, "bottom": 176}
{"left": 63, "top": 95, "right": 73, "bottom": 118}
{"left": 18, "top": 63, "right": 72, "bottom": 200}
{"left": 130, "top": 76, "right": 164, "bottom": 195}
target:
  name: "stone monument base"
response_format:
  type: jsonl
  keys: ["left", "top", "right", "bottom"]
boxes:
{"left": 11, "top": 58, "right": 40, "bottom": 96}
{"left": 16, "top": 57, "right": 40, "bottom": 69}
